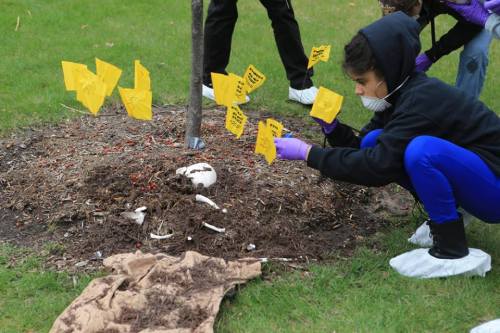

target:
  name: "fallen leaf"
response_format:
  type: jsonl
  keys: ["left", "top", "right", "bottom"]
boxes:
{"left": 15, "top": 16, "right": 20, "bottom": 32}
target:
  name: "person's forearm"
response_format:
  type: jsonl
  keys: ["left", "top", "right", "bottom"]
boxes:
{"left": 425, "top": 22, "right": 482, "bottom": 61}
{"left": 325, "top": 122, "right": 360, "bottom": 148}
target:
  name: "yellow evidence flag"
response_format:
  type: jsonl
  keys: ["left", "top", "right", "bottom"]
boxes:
{"left": 255, "top": 121, "right": 276, "bottom": 165}
{"left": 211, "top": 72, "right": 243, "bottom": 106}
{"left": 307, "top": 45, "right": 331, "bottom": 69}
{"left": 229, "top": 73, "right": 247, "bottom": 105}
{"left": 74, "top": 67, "right": 107, "bottom": 116}
{"left": 96, "top": 58, "right": 122, "bottom": 96}
{"left": 62, "top": 61, "right": 88, "bottom": 91}
{"left": 266, "top": 118, "right": 283, "bottom": 138}
{"left": 242, "top": 64, "right": 266, "bottom": 94}
{"left": 118, "top": 87, "right": 152, "bottom": 121}
{"left": 134, "top": 60, "right": 151, "bottom": 91}
{"left": 309, "top": 86, "right": 343, "bottom": 123}
{"left": 225, "top": 105, "right": 247, "bottom": 138}
{"left": 211, "top": 73, "right": 231, "bottom": 106}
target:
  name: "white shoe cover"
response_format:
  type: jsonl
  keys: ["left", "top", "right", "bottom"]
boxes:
{"left": 408, "top": 220, "right": 433, "bottom": 247}
{"left": 202, "top": 84, "right": 216, "bottom": 101}
{"left": 288, "top": 86, "right": 318, "bottom": 105}
{"left": 408, "top": 209, "right": 474, "bottom": 247}
{"left": 470, "top": 319, "right": 500, "bottom": 333}
{"left": 389, "top": 248, "right": 491, "bottom": 278}
{"left": 202, "top": 84, "right": 250, "bottom": 104}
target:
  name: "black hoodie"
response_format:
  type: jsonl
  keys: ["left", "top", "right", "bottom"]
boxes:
{"left": 419, "top": 0, "right": 483, "bottom": 63}
{"left": 307, "top": 12, "right": 500, "bottom": 187}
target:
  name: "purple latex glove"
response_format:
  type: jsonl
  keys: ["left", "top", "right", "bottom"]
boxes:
{"left": 274, "top": 138, "right": 311, "bottom": 161}
{"left": 415, "top": 53, "right": 433, "bottom": 72}
{"left": 312, "top": 118, "right": 338, "bottom": 134}
{"left": 485, "top": 0, "right": 500, "bottom": 14}
{"left": 445, "top": 0, "right": 490, "bottom": 26}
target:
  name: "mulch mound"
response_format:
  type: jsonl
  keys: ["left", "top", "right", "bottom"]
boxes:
{"left": 0, "top": 106, "right": 413, "bottom": 271}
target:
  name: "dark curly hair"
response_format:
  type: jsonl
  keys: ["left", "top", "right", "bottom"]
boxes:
{"left": 342, "top": 33, "right": 383, "bottom": 78}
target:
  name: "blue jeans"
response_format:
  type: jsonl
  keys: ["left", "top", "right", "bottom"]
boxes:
{"left": 455, "top": 29, "right": 492, "bottom": 99}
{"left": 361, "top": 130, "right": 500, "bottom": 224}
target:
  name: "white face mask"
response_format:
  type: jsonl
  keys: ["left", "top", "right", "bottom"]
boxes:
{"left": 360, "top": 95, "right": 392, "bottom": 112}
{"left": 360, "top": 76, "right": 410, "bottom": 112}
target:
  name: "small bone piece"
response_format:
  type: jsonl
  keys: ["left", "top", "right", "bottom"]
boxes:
{"left": 150, "top": 233, "right": 174, "bottom": 240}
{"left": 202, "top": 222, "right": 225, "bottom": 233}
{"left": 259, "top": 257, "right": 294, "bottom": 263}
{"left": 121, "top": 211, "right": 145, "bottom": 225}
{"left": 195, "top": 194, "right": 220, "bottom": 210}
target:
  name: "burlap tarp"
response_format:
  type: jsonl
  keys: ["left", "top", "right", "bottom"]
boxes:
{"left": 50, "top": 251, "right": 261, "bottom": 333}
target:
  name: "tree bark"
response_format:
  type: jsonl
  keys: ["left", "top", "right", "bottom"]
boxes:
{"left": 185, "top": 0, "right": 204, "bottom": 148}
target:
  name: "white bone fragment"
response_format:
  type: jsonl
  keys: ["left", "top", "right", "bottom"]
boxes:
{"left": 202, "top": 222, "right": 225, "bottom": 233}
{"left": 121, "top": 211, "right": 145, "bottom": 225}
{"left": 259, "top": 257, "right": 294, "bottom": 263}
{"left": 150, "top": 232, "right": 174, "bottom": 240}
{"left": 135, "top": 206, "right": 147, "bottom": 212}
{"left": 176, "top": 163, "right": 217, "bottom": 188}
{"left": 195, "top": 194, "right": 220, "bottom": 210}
{"left": 222, "top": 208, "right": 228, "bottom": 214}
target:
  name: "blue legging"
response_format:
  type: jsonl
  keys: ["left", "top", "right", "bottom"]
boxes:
{"left": 361, "top": 129, "right": 500, "bottom": 224}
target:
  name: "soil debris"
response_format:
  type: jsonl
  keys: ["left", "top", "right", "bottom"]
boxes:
{"left": 0, "top": 106, "right": 413, "bottom": 271}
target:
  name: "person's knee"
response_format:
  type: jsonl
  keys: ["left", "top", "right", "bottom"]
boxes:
{"left": 404, "top": 136, "right": 436, "bottom": 171}
{"left": 462, "top": 54, "right": 488, "bottom": 74}
{"left": 360, "top": 129, "right": 383, "bottom": 149}
{"left": 461, "top": 45, "right": 490, "bottom": 74}
{"left": 208, "top": 1, "right": 238, "bottom": 21}
{"left": 261, "top": 0, "right": 291, "bottom": 23}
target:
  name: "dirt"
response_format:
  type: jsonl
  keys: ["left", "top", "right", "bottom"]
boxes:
{"left": 0, "top": 105, "right": 414, "bottom": 272}
{"left": 118, "top": 293, "right": 209, "bottom": 331}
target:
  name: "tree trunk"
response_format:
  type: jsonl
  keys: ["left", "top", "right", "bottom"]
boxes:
{"left": 185, "top": 0, "right": 204, "bottom": 148}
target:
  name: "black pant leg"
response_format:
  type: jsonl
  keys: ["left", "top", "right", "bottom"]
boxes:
{"left": 259, "top": 0, "right": 313, "bottom": 89}
{"left": 203, "top": 0, "right": 238, "bottom": 86}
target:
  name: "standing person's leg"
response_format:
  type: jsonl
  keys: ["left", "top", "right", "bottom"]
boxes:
{"left": 203, "top": 0, "right": 238, "bottom": 87}
{"left": 259, "top": 0, "right": 317, "bottom": 104}
{"left": 455, "top": 29, "right": 492, "bottom": 99}
{"left": 404, "top": 136, "right": 500, "bottom": 258}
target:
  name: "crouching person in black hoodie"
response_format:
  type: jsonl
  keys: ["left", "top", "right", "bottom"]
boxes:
{"left": 274, "top": 12, "right": 500, "bottom": 261}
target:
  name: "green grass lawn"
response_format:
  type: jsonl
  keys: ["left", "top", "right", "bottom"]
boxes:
{"left": 1, "top": 1, "right": 500, "bottom": 332}
{"left": 0, "top": 245, "right": 95, "bottom": 332}
{"left": 1, "top": 0, "right": 499, "bottom": 132}
{"left": 217, "top": 222, "right": 500, "bottom": 333}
